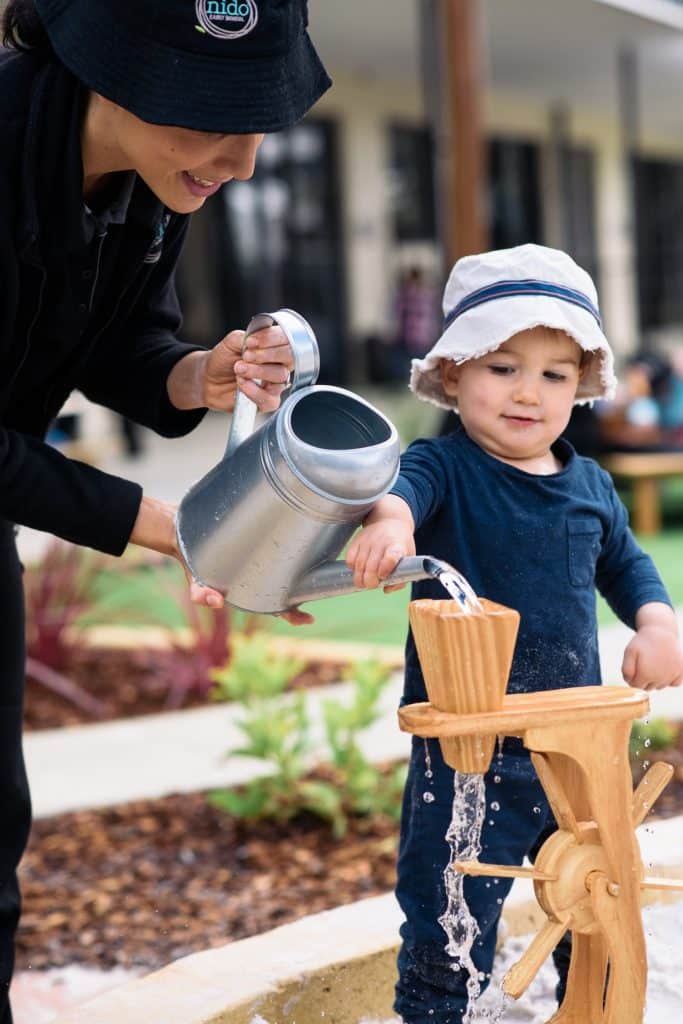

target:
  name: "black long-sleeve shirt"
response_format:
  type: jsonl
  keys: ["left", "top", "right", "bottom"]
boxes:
{"left": 0, "top": 50, "right": 206, "bottom": 555}
{"left": 390, "top": 427, "right": 671, "bottom": 702}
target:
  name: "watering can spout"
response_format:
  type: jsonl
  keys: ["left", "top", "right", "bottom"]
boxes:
{"left": 288, "top": 556, "right": 478, "bottom": 609}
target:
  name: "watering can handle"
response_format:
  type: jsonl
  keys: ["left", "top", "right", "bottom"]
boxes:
{"left": 225, "top": 308, "right": 320, "bottom": 457}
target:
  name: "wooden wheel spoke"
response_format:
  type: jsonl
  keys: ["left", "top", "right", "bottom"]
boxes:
{"left": 531, "top": 752, "right": 583, "bottom": 843}
{"left": 452, "top": 859, "right": 558, "bottom": 883}
{"left": 632, "top": 761, "right": 673, "bottom": 827}
{"left": 503, "top": 917, "right": 572, "bottom": 999}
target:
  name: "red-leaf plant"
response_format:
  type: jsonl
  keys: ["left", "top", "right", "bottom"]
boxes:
{"left": 23, "top": 539, "right": 108, "bottom": 717}
{"left": 161, "top": 592, "right": 234, "bottom": 709}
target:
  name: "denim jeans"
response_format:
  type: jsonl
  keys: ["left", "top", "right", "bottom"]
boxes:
{"left": 394, "top": 736, "right": 570, "bottom": 1024}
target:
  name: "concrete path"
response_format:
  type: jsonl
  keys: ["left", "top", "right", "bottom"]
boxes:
{"left": 24, "top": 675, "right": 409, "bottom": 818}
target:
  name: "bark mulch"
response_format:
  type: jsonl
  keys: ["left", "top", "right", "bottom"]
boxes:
{"left": 17, "top": 793, "right": 399, "bottom": 972}
{"left": 16, "top": 755, "right": 683, "bottom": 974}
{"left": 23, "top": 647, "right": 345, "bottom": 731}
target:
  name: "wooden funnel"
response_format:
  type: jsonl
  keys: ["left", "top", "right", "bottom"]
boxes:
{"left": 408, "top": 598, "right": 520, "bottom": 773}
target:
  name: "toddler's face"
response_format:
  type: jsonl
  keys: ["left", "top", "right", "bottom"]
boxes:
{"left": 439, "top": 327, "right": 584, "bottom": 472}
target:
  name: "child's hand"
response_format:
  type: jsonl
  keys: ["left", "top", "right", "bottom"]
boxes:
{"left": 346, "top": 520, "right": 416, "bottom": 590}
{"left": 622, "top": 604, "right": 683, "bottom": 690}
{"left": 346, "top": 496, "right": 416, "bottom": 591}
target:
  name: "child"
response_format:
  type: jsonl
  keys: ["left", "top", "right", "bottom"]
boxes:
{"left": 346, "top": 244, "right": 683, "bottom": 1024}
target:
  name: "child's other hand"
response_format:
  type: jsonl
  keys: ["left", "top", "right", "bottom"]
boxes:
{"left": 346, "top": 521, "right": 415, "bottom": 591}
{"left": 622, "top": 624, "right": 683, "bottom": 690}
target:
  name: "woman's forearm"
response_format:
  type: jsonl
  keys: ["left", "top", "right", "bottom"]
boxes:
{"left": 128, "top": 495, "right": 178, "bottom": 557}
{"left": 165, "top": 350, "right": 209, "bottom": 411}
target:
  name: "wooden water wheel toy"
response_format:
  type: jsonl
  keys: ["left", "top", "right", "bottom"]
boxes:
{"left": 399, "top": 598, "right": 683, "bottom": 1024}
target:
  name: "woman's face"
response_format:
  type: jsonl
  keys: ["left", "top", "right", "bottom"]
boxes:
{"left": 84, "top": 95, "right": 264, "bottom": 213}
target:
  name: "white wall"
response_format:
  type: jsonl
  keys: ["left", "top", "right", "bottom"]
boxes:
{"left": 313, "top": 67, "right": 683, "bottom": 365}
{"left": 314, "top": 72, "right": 434, "bottom": 351}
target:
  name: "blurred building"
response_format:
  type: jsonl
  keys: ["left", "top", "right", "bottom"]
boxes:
{"left": 178, "top": 0, "right": 683, "bottom": 383}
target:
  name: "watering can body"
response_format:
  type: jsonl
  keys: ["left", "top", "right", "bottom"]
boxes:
{"left": 176, "top": 310, "right": 453, "bottom": 614}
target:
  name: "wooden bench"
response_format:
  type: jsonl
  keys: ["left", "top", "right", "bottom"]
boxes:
{"left": 602, "top": 451, "right": 683, "bottom": 535}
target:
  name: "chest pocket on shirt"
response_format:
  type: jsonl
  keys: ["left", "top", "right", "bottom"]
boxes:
{"left": 567, "top": 516, "right": 602, "bottom": 587}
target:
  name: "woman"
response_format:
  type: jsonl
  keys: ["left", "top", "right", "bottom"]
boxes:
{"left": 0, "top": 1, "right": 330, "bottom": 1015}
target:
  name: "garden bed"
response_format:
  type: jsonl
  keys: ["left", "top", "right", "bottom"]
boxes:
{"left": 23, "top": 646, "right": 348, "bottom": 731}
{"left": 16, "top": 791, "right": 398, "bottom": 973}
{"left": 17, "top": 737, "right": 683, "bottom": 975}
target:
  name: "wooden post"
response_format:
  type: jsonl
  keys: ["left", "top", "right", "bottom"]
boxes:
{"left": 441, "top": 0, "right": 489, "bottom": 262}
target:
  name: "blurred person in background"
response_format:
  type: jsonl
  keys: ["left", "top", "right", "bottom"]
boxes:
{"left": 600, "top": 350, "right": 683, "bottom": 451}
{"left": 390, "top": 265, "right": 440, "bottom": 380}
{"left": 0, "top": 1, "right": 330, "bottom": 1017}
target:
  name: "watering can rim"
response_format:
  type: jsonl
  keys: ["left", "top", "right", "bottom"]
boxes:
{"left": 274, "top": 382, "right": 401, "bottom": 456}
{"left": 268, "top": 384, "right": 401, "bottom": 508}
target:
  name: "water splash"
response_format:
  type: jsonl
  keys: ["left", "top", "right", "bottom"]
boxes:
{"left": 439, "top": 771, "right": 487, "bottom": 1023}
{"left": 474, "top": 990, "right": 513, "bottom": 1022}
{"left": 424, "top": 739, "right": 433, "bottom": 778}
{"left": 434, "top": 564, "right": 483, "bottom": 614}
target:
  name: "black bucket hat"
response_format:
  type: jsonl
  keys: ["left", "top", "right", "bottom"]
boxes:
{"left": 34, "top": 0, "right": 332, "bottom": 133}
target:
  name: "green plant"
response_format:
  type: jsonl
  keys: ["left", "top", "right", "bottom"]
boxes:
{"left": 629, "top": 717, "right": 679, "bottom": 758}
{"left": 321, "top": 661, "right": 406, "bottom": 827}
{"left": 210, "top": 636, "right": 320, "bottom": 822}
{"left": 209, "top": 642, "right": 405, "bottom": 836}
{"left": 212, "top": 633, "right": 305, "bottom": 705}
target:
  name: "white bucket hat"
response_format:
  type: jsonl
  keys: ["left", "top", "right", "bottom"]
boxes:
{"left": 410, "top": 244, "right": 617, "bottom": 409}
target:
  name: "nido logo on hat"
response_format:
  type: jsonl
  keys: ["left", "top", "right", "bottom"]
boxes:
{"left": 195, "top": 0, "right": 258, "bottom": 39}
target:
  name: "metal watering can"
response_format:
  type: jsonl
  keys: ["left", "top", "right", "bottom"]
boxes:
{"left": 176, "top": 309, "right": 463, "bottom": 614}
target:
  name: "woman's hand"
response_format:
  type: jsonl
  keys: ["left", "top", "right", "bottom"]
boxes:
{"left": 129, "top": 495, "right": 226, "bottom": 606}
{"left": 622, "top": 603, "right": 683, "bottom": 690}
{"left": 129, "top": 495, "right": 314, "bottom": 622}
{"left": 167, "top": 325, "right": 294, "bottom": 413}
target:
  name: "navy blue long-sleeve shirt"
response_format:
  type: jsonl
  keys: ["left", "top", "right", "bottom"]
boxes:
{"left": 390, "top": 426, "right": 671, "bottom": 702}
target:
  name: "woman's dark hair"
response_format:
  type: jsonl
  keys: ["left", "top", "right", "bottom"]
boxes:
{"left": 2, "top": 0, "right": 52, "bottom": 53}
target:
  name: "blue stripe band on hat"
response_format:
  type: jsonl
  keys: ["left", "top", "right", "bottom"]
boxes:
{"left": 443, "top": 279, "right": 602, "bottom": 330}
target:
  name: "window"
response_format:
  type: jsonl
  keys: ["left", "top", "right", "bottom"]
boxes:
{"left": 388, "top": 124, "right": 437, "bottom": 241}
{"left": 178, "top": 119, "right": 346, "bottom": 383}
{"left": 633, "top": 156, "right": 683, "bottom": 330}
{"left": 489, "top": 138, "right": 543, "bottom": 249}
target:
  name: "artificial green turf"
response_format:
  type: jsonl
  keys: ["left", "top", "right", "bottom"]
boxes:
{"left": 267, "top": 527, "right": 683, "bottom": 643}
{"left": 87, "top": 527, "right": 683, "bottom": 646}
